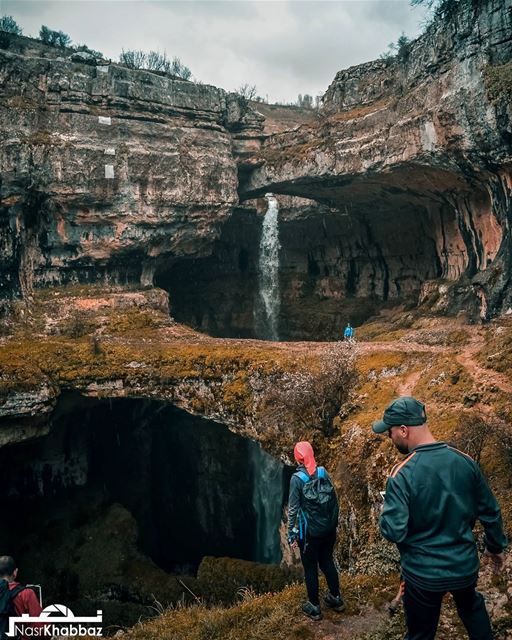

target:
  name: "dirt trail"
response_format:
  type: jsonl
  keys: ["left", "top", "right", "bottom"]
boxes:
{"left": 304, "top": 608, "right": 388, "bottom": 640}
{"left": 398, "top": 370, "right": 423, "bottom": 396}
{"left": 454, "top": 332, "right": 512, "bottom": 394}
{"left": 131, "top": 320, "right": 512, "bottom": 395}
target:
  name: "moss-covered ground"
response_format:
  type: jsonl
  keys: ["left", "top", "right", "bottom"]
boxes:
{"left": 2, "top": 286, "right": 512, "bottom": 638}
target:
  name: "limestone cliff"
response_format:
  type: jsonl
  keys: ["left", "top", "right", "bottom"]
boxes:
{"left": 1, "top": 7, "right": 512, "bottom": 635}
{"left": 0, "top": 35, "right": 263, "bottom": 299}
{"left": 241, "top": 0, "right": 512, "bottom": 320}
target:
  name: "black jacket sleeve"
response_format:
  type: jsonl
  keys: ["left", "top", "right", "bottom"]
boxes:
{"left": 475, "top": 467, "right": 507, "bottom": 553}
{"left": 287, "top": 474, "right": 303, "bottom": 539}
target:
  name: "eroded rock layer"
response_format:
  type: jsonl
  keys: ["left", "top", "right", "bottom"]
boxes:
{"left": 0, "top": 36, "right": 263, "bottom": 298}
{"left": 241, "top": 0, "right": 512, "bottom": 319}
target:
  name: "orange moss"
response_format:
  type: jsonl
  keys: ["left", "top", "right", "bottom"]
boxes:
{"left": 123, "top": 573, "right": 397, "bottom": 640}
{"left": 260, "top": 137, "right": 336, "bottom": 167}
{"left": 328, "top": 99, "right": 391, "bottom": 122}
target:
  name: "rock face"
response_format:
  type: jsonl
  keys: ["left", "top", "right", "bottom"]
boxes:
{"left": 241, "top": 0, "right": 512, "bottom": 320}
{"left": 0, "top": 36, "right": 263, "bottom": 298}
{"left": 3, "top": 2, "right": 512, "bottom": 336}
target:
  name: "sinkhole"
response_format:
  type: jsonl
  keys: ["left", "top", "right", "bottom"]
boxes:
{"left": 0, "top": 395, "right": 288, "bottom": 613}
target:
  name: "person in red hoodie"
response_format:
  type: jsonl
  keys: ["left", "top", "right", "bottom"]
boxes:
{"left": 0, "top": 556, "right": 42, "bottom": 639}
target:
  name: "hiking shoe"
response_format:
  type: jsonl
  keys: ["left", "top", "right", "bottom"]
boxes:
{"left": 302, "top": 601, "right": 322, "bottom": 621}
{"left": 324, "top": 593, "right": 345, "bottom": 612}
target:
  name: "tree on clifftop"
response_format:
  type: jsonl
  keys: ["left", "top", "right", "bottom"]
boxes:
{"left": 380, "top": 33, "right": 411, "bottom": 64}
{"left": 119, "top": 49, "right": 192, "bottom": 80}
{"left": 237, "top": 84, "right": 258, "bottom": 101}
{"left": 0, "top": 15, "right": 22, "bottom": 35}
{"left": 39, "top": 25, "right": 72, "bottom": 48}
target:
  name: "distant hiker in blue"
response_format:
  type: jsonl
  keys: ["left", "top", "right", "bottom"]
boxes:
{"left": 287, "top": 441, "right": 344, "bottom": 621}
{"left": 373, "top": 396, "right": 507, "bottom": 640}
{"left": 343, "top": 323, "right": 354, "bottom": 340}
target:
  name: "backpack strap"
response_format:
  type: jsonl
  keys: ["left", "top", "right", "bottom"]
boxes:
{"left": 294, "top": 470, "right": 310, "bottom": 483}
{"left": 293, "top": 471, "right": 310, "bottom": 545}
{"left": 9, "top": 585, "right": 27, "bottom": 600}
{"left": 317, "top": 467, "right": 325, "bottom": 479}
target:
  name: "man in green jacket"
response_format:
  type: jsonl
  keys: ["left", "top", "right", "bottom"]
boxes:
{"left": 373, "top": 396, "right": 507, "bottom": 640}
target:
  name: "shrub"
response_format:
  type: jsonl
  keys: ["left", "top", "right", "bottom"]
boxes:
{"left": 39, "top": 25, "right": 71, "bottom": 48}
{"left": 484, "top": 62, "right": 512, "bottom": 103}
{"left": 196, "top": 556, "right": 301, "bottom": 605}
{"left": 451, "top": 413, "right": 489, "bottom": 464}
{"left": 452, "top": 412, "right": 512, "bottom": 474}
{"left": 0, "top": 32, "right": 11, "bottom": 49}
{"left": 0, "top": 15, "right": 22, "bottom": 35}
{"left": 258, "top": 342, "right": 358, "bottom": 436}
{"left": 119, "top": 49, "right": 192, "bottom": 80}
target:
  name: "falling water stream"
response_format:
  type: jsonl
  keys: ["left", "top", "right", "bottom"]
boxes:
{"left": 250, "top": 443, "right": 285, "bottom": 563}
{"left": 257, "top": 193, "right": 281, "bottom": 340}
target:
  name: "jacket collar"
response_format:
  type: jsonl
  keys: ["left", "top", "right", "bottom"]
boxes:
{"left": 411, "top": 441, "right": 447, "bottom": 452}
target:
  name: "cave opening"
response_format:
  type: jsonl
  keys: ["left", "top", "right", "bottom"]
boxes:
{"left": 0, "top": 395, "right": 287, "bottom": 611}
{"left": 154, "top": 168, "right": 503, "bottom": 340}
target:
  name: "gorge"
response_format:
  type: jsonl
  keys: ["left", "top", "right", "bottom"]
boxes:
{"left": 1, "top": 0, "right": 512, "bottom": 637}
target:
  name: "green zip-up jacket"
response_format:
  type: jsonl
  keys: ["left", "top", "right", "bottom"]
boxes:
{"left": 380, "top": 442, "right": 507, "bottom": 591}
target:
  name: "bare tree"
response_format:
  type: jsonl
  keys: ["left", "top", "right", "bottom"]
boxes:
{"left": 119, "top": 49, "right": 192, "bottom": 79}
{"left": 170, "top": 56, "right": 192, "bottom": 80}
{"left": 297, "top": 93, "right": 313, "bottom": 109}
{"left": 119, "top": 49, "right": 147, "bottom": 69}
{"left": 237, "top": 84, "right": 258, "bottom": 101}
{"left": 258, "top": 342, "right": 358, "bottom": 437}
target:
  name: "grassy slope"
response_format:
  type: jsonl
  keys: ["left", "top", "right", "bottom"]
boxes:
{"left": 2, "top": 287, "right": 512, "bottom": 638}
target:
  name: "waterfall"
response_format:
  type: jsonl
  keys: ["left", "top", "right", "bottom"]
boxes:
{"left": 256, "top": 193, "right": 281, "bottom": 341}
{"left": 250, "top": 442, "right": 284, "bottom": 564}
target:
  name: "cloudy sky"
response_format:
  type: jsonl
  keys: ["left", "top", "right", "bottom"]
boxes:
{"left": 4, "top": 1, "right": 429, "bottom": 103}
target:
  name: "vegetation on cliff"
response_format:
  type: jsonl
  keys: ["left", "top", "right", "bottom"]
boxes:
{"left": 484, "top": 62, "right": 512, "bottom": 103}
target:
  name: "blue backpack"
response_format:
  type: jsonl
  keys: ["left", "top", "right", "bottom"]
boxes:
{"left": 294, "top": 467, "right": 339, "bottom": 538}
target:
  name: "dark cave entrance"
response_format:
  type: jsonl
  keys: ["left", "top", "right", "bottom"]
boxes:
{"left": 155, "top": 168, "right": 503, "bottom": 340}
{"left": 154, "top": 207, "right": 262, "bottom": 340}
{"left": 0, "top": 395, "right": 287, "bottom": 603}
{"left": 154, "top": 196, "right": 443, "bottom": 341}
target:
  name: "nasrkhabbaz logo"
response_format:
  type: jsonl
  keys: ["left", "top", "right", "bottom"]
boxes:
{"left": 7, "top": 603, "right": 103, "bottom": 637}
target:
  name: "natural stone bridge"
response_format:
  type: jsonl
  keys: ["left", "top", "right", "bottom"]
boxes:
{"left": 238, "top": 0, "right": 512, "bottom": 319}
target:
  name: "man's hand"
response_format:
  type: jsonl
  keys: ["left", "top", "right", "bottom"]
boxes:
{"left": 483, "top": 549, "right": 505, "bottom": 574}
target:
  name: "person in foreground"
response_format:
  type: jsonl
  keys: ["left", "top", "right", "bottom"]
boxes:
{"left": 373, "top": 396, "right": 507, "bottom": 640}
{"left": 0, "top": 556, "right": 42, "bottom": 640}
{"left": 287, "top": 441, "right": 344, "bottom": 621}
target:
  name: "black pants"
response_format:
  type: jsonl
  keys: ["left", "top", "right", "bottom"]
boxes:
{"left": 403, "top": 580, "right": 493, "bottom": 640}
{"left": 298, "top": 529, "right": 340, "bottom": 606}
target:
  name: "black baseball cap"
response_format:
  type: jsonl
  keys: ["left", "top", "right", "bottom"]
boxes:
{"left": 372, "top": 396, "right": 427, "bottom": 434}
